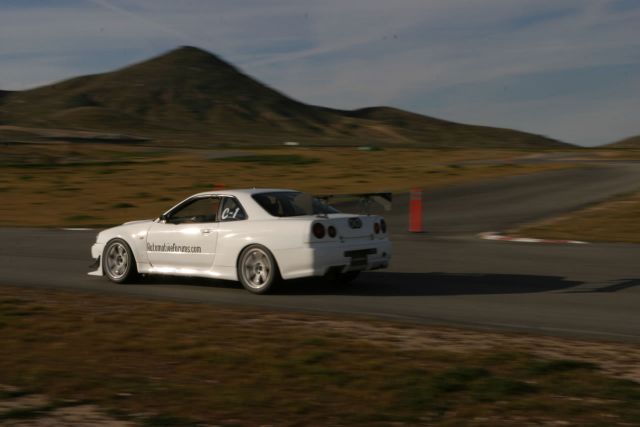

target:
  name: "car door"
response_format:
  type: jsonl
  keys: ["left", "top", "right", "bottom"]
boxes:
{"left": 145, "top": 196, "right": 221, "bottom": 271}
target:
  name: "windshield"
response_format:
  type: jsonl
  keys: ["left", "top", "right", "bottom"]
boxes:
{"left": 253, "top": 192, "right": 340, "bottom": 217}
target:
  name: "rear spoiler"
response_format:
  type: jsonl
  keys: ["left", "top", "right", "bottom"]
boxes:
{"left": 315, "top": 192, "right": 392, "bottom": 214}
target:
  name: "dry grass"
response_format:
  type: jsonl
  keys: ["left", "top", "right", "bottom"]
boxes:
{"left": 1, "top": 285, "right": 639, "bottom": 426}
{"left": 578, "top": 148, "right": 640, "bottom": 160}
{"left": 512, "top": 191, "right": 640, "bottom": 243}
{"left": 0, "top": 144, "right": 577, "bottom": 227}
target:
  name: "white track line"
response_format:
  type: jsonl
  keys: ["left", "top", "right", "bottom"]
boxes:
{"left": 478, "top": 231, "right": 588, "bottom": 245}
{"left": 61, "top": 228, "right": 94, "bottom": 231}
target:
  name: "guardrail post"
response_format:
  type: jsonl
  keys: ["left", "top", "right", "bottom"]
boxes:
{"left": 409, "top": 188, "right": 423, "bottom": 233}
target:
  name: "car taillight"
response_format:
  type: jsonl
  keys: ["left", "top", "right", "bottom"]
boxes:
{"left": 328, "top": 225, "right": 337, "bottom": 238}
{"left": 374, "top": 222, "right": 380, "bottom": 234}
{"left": 313, "top": 223, "right": 325, "bottom": 239}
{"left": 380, "top": 218, "right": 387, "bottom": 233}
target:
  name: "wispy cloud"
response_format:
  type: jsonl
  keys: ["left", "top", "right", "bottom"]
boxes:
{"left": 84, "top": 0, "right": 200, "bottom": 45}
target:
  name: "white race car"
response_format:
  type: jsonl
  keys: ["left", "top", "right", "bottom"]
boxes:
{"left": 89, "top": 189, "right": 392, "bottom": 293}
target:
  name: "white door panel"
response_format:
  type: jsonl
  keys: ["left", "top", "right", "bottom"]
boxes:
{"left": 146, "top": 222, "right": 218, "bottom": 270}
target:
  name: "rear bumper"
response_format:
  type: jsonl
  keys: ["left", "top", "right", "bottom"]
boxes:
{"left": 276, "top": 239, "right": 392, "bottom": 280}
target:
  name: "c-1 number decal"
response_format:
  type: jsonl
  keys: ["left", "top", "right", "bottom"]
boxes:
{"left": 221, "top": 207, "right": 240, "bottom": 220}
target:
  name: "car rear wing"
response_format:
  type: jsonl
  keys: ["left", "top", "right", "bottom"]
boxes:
{"left": 315, "top": 192, "right": 392, "bottom": 215}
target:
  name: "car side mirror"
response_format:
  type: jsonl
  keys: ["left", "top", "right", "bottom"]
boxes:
{"left": 159, "top": 213, "right": 168, "bottom": 222}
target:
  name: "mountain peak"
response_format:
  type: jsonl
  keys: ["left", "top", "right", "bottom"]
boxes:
{"left": 90, "top": 45, "right": 253, "bottom": 94}
{"left": 175, "top": 45, "right": 208, "bottom": 53}
{"left": 166, "top": 45, "right": 219, "bottom": 59}
{"left": 137, "top": 45, "right": 237, "bottom": 71}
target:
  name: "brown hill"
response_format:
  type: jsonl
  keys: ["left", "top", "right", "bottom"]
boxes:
{"left": 607, "top": 135, "right": 640, "bottom": 148}
{"left": 0, "top": 46, "right": 571, "bottom": 148}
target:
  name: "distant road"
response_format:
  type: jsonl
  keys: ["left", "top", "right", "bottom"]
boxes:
{"left": 2, "top": 161, "right": 639, "bottom": 342}
{"left": 386, "top": 161, "right": 640, "bottom": 235}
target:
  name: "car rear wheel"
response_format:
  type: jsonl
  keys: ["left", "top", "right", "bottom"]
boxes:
{"left": 238, "top": 245, "right": 279, "bottom": 294}
{"left": 103, "top": 238, "right": 137, "bottom": 283}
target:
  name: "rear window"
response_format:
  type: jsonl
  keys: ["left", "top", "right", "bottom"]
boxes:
{"left": 253, "top": 191, "right": 340, "bottom": 217}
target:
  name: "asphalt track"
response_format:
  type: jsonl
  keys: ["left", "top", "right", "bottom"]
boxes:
{"left": 2, "top": 162, "right": 640, "bottom": 342}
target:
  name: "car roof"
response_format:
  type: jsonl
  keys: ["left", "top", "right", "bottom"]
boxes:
{"left": 192, "top": 188, "right": 298, "bottom": 197}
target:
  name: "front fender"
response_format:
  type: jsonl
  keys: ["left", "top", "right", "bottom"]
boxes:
{"left": 91, "top": 221, "right": 154, "bottom": 267}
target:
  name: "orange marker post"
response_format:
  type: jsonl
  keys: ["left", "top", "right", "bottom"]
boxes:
{"left": 409, "top": 188, "right": 423, "bottom": 233}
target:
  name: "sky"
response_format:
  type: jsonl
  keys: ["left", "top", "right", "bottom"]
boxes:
{"left": 1, "top": 0, "right": 639, "bottom": 146}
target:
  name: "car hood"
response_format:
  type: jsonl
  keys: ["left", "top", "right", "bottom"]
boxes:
{"left": 123, "top": 219, "right": 156, "bottom": 226}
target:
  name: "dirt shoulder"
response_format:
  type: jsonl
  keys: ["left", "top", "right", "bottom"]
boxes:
{"left": 1, "top": 285, "right": 639, "bottom": 426}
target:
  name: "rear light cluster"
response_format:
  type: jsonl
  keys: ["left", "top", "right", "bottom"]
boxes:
{"left": 374, "top": 219, "right": 387, "bottom": 234}
{"left": 312, "top": 223, "right": 325, "bottom": 239}
{"left": 313, "top": 219, "right": 387, "bottom": 239}
{"left": 312, "top": 223, "right": 338, "bottom": 239}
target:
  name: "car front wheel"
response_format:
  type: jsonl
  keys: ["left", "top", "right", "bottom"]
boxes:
{"left": 238, "top": 245, "right": 279, "bottom": 294}
{"left": 103, "top": 238, "right": 137, "bottom": 283}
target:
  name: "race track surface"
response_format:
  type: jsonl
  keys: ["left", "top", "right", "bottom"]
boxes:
{"left": 2, "top": 162, "right": 640, "bottom": 342}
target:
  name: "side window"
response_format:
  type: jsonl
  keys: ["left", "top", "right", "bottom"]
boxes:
{"left": 219, "top": 197, "right": 247, "bottom": 221}
{"left": 168, "top": 197, "right": 221, "bottom": 224}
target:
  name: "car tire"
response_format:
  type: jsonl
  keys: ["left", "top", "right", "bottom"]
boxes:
{"left": 237, "top": 245, "right": 280, "bottom": 294}
{"left": 338, "top": 271, "right": 360, "bottom": 283}
{"left": 329, "top": 271, "right": 360, "bottom": 288}
{"left": 103, "top": 238, "right": 138, "bottom": 284}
